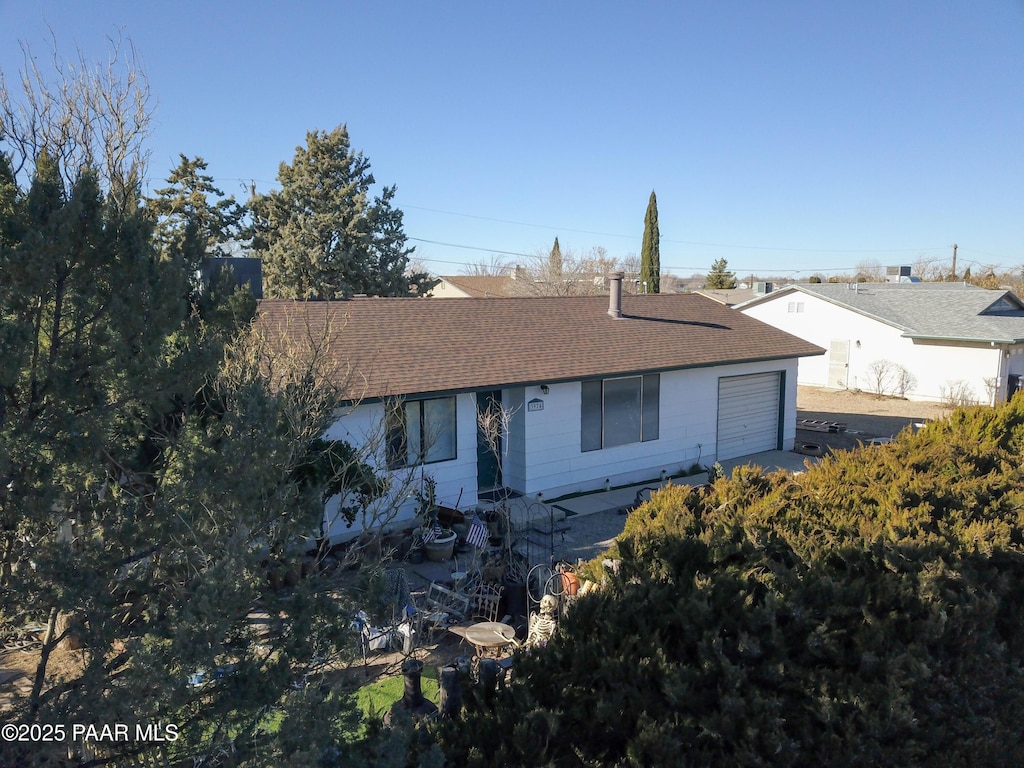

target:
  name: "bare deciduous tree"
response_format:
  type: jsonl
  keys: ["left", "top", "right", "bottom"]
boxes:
{"left": 893, "top": 364, "right": 916, "bottom": 398}
{"left": 854, "top": 258, "right": 884, "bottom": 282}
{"left": 940, "top": 379, "right": 979, "bottom": 409}
{"left": 507, "top": 244, "right": 617, "bottom": 296}
{"left": 911, "top": 255, "right": 945, "bottom": 282}
{"left": 866, "top": 359, "right": 916, "bottom": 398}
{"left": 247, "top": 303, "right": 435, "bottom": 554}
{"left": 866, "top": 359, "right": 893, "bottom": 396}
{"left": 460, "top": 254, "right": 511, "bottom": 276}
{"left": 0, "top": 31, "right": 152, "bottom": 210}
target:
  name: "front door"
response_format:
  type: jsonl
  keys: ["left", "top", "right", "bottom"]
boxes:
{"left": 476, "top": 390, "right": 502, "bottom": 492}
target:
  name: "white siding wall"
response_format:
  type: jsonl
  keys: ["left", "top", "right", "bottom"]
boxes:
{"left": 321, "top": 393, "right": 479, "bottom": 543}
{"left": 322, "top": 359, "right": 804, "bottom": 535}
{"left": 514, "top": 359, "right": 798, "bottom": 499}
{"left": 905, "top": 340, "right": 1005, "bottom": 404}
{"left": 742, "top": 292, "right": 1006, "bottom": 403}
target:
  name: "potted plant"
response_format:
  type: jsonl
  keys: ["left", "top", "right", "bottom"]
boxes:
{"left": 424, "top": 528, "right": 457, "bottom": 562}
{"left": 413, "top": 477, "right": 457, "bottom": 562}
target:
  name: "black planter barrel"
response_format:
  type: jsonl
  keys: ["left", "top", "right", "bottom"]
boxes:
{"left": 384, "top": 658, "right": 438, "bottom": 725}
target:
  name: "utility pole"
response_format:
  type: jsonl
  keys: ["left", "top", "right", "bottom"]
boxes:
{"left": 951, "top": 243, "right": 958, "bottom": 281}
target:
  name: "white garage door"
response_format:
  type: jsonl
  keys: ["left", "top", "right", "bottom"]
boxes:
{"left": 717, "top": 372, "right": 781, "bottom": 461}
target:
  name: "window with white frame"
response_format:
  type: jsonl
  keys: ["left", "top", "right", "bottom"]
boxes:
{"left": 581, "top": 374, "right": 660, "bottom": 451}
{"left": 386, "top": 396, "right": 457, "bottom": 468}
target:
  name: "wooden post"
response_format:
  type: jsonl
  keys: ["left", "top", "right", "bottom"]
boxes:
{"left": 478, "top": 657, "right": 499, "bottom": 704}
{"left": 438, "top": 664, "right": 462, "bottom": 720}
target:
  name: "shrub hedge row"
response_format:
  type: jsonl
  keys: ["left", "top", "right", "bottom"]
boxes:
{"left": 439, "top": 399, "right": 1024, "bottom": 767}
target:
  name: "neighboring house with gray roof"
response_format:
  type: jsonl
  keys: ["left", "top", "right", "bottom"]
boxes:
{"left": 258, "top": 275, "right": 823, "bottom": 542}
{"left": 738, "top": 282, "right": 1024, "bottom": 405}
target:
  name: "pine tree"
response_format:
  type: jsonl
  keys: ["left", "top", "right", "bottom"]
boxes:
{"left": 639, "top": 190, "right": 660, "bottom": 293}
{"left": 147, "top": 155, "right": 255, "bottom": 333}
{"left": 2, "top": 71, "right": 388, "bottom": 763}
{"left": 251, "top": 125, "right": 434, "bottom": 299}
{"left": 705, "top": 257, "right": 736, "bottom": 289}
{"left": 147, "top": 154, "right": 246, "bottom": 273}
{"left": 0, "top": 154, "right": 386, "bottom": 765}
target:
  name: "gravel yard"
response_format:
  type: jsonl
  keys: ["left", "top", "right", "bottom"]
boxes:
{"left": 797, "top": 385, "right": 950, "bottom": 453}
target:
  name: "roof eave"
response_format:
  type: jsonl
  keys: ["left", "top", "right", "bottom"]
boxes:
{"left": 903, "top": 333, "right": 1024, "bottom": 345}
{"left": 338, "top": 348, "right": 827, "bottom": 405}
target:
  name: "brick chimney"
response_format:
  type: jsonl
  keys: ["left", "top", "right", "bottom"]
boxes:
{"left": 608, "top": 272, "right": 624, "bottom": 319}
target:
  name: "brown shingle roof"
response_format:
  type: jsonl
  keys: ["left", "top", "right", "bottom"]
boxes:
{"left": 256, "top": 294, "right": 824, "bottom": 401}
{"left": 435, "top": 275, "right": 515, "bottom": 297}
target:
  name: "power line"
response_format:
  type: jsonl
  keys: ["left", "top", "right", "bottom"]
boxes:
{"left": 401, "top": 204, "right": 639, "bottom": 241}
{"left": 407, "top": 235, "right": 969, "bottom": 276}
{"left": 410, "top": 250, "right": 886, "bottom": 277}
{"left": 399, "top": 202, "right": 948, "bottom": 254}
{"left": 149, "top": 175, "right": 1015, "bottom": 270}
{"left": 408, "top": 237, "right": 535, "bottom": 259}
{"left": 159, "top": 179, "right": 964, "bottom": 260}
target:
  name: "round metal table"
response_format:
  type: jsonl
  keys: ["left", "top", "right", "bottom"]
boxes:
{"left": 463, "top": 621, "right": 516, "bottom": 658}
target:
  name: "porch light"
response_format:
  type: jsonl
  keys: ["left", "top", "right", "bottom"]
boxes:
{"left": 540, "top": 385, "right": 550, "bottom": 394}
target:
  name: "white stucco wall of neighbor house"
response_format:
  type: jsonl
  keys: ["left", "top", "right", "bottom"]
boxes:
{"left": 320, "top": 392, "right": 479, "bottom": 544}
{"left": 514, "top": 358, "right": 799, "bottom": 500}
{"left": 742, "top": 292, "right": 1008, "bottom": 404}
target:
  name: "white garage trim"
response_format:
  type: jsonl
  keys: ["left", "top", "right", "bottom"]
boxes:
{"left": 717, "top": 372, "right": 782, "bottom": 460}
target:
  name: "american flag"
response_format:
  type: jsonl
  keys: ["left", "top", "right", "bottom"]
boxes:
{"left": 465, "top": 513, "right": 488, "bottom": 549}
{"left": 422, "top": 521, "right": 442, "bottom": 544}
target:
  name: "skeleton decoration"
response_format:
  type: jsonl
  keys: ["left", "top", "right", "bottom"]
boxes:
{"left": 525, "top": 594, "right": 559, "bottom": 649}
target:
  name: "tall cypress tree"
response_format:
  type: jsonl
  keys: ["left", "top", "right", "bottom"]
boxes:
{"left": 549, "top": 236, "right": 563, "bottom": 277}
{"left": 640, "top": 190, "right": 660, "bottom": 293}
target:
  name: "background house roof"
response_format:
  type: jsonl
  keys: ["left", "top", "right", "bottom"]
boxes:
{"left": 740, "top": 283, "right": 1024, "bottom": 343}
{"left": 433, "top": 275, "right": 515, "bottom": 297}
{"left": 257, "top": 294, "right": 824, "bottom": 400}
{"left": 693, "top": 287, "right": 760, "bottom": 306}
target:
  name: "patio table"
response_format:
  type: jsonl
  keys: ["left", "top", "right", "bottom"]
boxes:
{"left": 462, "top": 621, "right": 516, "bottom": 659}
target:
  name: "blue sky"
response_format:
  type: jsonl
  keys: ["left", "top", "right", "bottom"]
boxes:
{"left": 2, "top": 1, "right": 1022, "bottom": 279}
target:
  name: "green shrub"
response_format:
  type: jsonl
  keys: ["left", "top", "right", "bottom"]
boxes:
{"left": 438, "top": 400, "right": 1024, "bottom": 766}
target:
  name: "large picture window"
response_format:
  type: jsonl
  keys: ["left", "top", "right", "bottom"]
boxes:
{"left": 581, "top": 374, "right": 659, "bottom": 452}
{"left": 386, "top": 396, "right": 457, "bottom": 468}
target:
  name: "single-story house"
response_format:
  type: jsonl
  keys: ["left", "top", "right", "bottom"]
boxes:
{"left": 257, "top": 275, "right": 823, "bottom": 542}
{"left": 737, "top": 282, "right": 1024, "bottom": 404}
